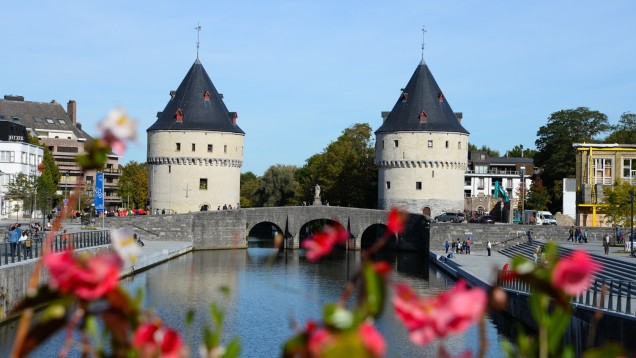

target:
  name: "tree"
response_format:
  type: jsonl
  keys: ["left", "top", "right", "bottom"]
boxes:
{"left": 240, "top": 172, "right": 260, "bottom": 208}
{"left": 296, "top": 124, "right": 377, "bottom": 208}
{"left": 506, "top": 144, "right": 537, "bottom": 159}
{"left": 534, "top": 107, "right": 610, "bottom": 211}
{"left": 526, "top": 176, "right": 550, "bottom": 210}
{"left": 604, "top": 112, "right": 636, "bottom": 144}
{"left": 37, "top": 146, "right": 61, "bottom": 216}
{"left": 6, "top": 173, "right": 35, "bottom": 218}
{"left": 468, "top": 143, "right": 500, "bottom": 158}
{"left": 602, "top": 181, "right": 636, "bottom": 226}
{"left": 251, "top": 165, "right": 300, "bottom": 207}
{"left": 117, "top": 161, "right": 148, "bottom": 209}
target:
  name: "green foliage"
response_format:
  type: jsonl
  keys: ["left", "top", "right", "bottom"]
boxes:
{"left": 602, "top": 181, "right": 636, "bottom": 226}
{"left": 251, "top": 165, "right": 300, "bottom": 207}
{"left": 469, "top": 143, "right": 500, "bottom": 157}
{"left": 526, "top": 176, "right": 550, "bottom": 210}
{"left": 240, "top": 171, "right": 260, "bottom": 208}
{"left": 604, "top": 112, "right": 636, "bottom": 144}
{"left": 296, "top": 123, "right": 377, "bottom": 208}
{"left": 38, "top": 146, "right": 61, "bottom": 211}
{"left": 117, "top": 161, "right": 148, "bottom": 209}
{"left": 534, "top": 107, "right": 610, "bottom": 211}
{"left": 506, "top": 144, "right": 536, "bottom": 158}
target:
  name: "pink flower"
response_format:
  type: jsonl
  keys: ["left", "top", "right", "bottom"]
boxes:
{"left": 393, "top": 280, "right": 487, "bottom": 346}
{"left": 97, "top": 108, "right": 137, "bottom": 155}
{"left": 307, "top": 327, "right": 333, "bottom": 356}
{"left": 302, "top": 226, "right": 348, "bottom": 262}
{"left": 387, "top": 207, "right": 406, "bottom": 234}
{"left": 359, "top": 321, "right": 386, "bottom": 357}
{"left": 43, "top": 251, "right": 122, "bottom": 300}
{"left": 133, "top": 322, "right": 185, "bottom": 358}
{"left": 552, "top": 250, "right": 601, "bottom": 296}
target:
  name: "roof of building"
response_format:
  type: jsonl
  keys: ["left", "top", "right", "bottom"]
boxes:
{"left": 147, "top": 59, "right": 244, "bottom": 134}
{"left": 0, "top": 97, "right": 93, "bottom": 140}
{"left": 376, "top": 59, "right": 469, "bottom": 135}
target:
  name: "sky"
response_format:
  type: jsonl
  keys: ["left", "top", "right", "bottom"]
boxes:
{"left": 2, "top": 1, "right": 635, "bottom": 175}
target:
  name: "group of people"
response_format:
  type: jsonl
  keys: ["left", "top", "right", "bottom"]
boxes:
{"left": 6, "top": 224, "right": 32, "bottom": 258}
{"left": 217, "top": 204, "right": 238, "bottom": 210}
{"left": 445, "top": 236, "right": 473, "bottom": 257}
{"left": 567, "top": 226, "right": 588, "bottom": 243}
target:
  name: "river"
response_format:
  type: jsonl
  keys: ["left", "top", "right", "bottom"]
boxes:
{"left": 0, "top": 244, "right": 509, "bottom": 357}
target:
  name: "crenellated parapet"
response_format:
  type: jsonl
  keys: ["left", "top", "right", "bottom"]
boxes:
{"left": 375, "top": 160, "right": 466, "bottom": 170}
{"left": 147, "top": 156, "right": 243, "bottom": 167}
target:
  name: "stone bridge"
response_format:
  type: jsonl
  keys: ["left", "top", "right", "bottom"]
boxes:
{"left": 104, "top": 206, "right": 429, "bottom": 252}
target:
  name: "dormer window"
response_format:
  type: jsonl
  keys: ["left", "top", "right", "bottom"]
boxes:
{"left": 175, "top": 109, "right": 183, "bottom": 122}
{"left": 170, "top": 90, "right": 176, "bottom": 100}
{"left": 419, "top": 111, "right": 427, "bottom": 123}
{"left": 203, "top": 91, "right": 211, "bottom": 101}
{"left": 438, "top": 92, "right": 444, "bottom": 102}
{"left": 400, "top": 92, "right": 408, "bottom": 102}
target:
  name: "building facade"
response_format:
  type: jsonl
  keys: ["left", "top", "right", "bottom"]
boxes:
{"left": 574, "top": 143, "right": 636, "bottom": 227}
{"left": 463, "top": 150, "right": 534, "bottom": 221}
{"left": 147, "top": 59, "right": 245, "bottom": 213}
{"left": 0, "top": 95, "right": 123, "bottom": 212}
{"left": 375, "top": 58, "right": 469, "bottom": 216}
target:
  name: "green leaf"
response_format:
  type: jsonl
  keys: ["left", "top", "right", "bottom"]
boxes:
{"left": 323, "top": 304, "right": 354, "bottom": 330}
{"left": 361, "top": 261, "right": 385, "bottom": 318}
{"left": 547, "top": 307, "right": 571, "bottom": 354}
{"left": 581, "top": 343, "right": 625, "bottom": 358}
{"left": 222, "top": 337, "right": 241, "bottom": 358}
{"left": 529, "top": 291, "right": 547, "bottom": 326}
{"left": 185, "top": 309, "right": 195, "bottom": 326}
{"left": 282, "top": 333, "right": 309, "bottom": 358}
{"left": 203, "top": 326, "right": 214, "bottom": 350}
{"left": 210, "top": 302, "right": 224, "bottom": 330}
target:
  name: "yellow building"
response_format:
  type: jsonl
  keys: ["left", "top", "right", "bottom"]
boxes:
{"left": 574, "top": 143, "right": 636, "bottom": 226}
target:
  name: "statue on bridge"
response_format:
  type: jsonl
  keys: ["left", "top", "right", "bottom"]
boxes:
{"left": 313, "top": 184, "right": 322, "bottom": 206}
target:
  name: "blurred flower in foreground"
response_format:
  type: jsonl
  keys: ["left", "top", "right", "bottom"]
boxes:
{"left": 97, "top": 108, "right": 137, "bottom": 155}
{"left": 302, "top": 225, "right": 348, "bottom": 262}
{"left": 387, "top": 207, "right": 405, "bottom": 234}
{"left": 133, "top": 321, "right": 185, "bottom": 358}
{"left": 43, "top": 251, "right": 122, "bottom": 300}
{"left": 552, "top": 250, "right": 602, "bottom": 296}
{"left": 110, "top": 227, "right": 140, "bottom": 265}
{"left": 393, "top": 280, "right": 487, "bottom": 346}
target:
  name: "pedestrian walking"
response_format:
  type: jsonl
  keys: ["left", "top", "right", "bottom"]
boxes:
{"left": 568, "top": 226, "right": 574, "bottom": 241}
{"left": 603, "top": 233, "right": 610, "bottom": 255}
{"left": 487, "top": 240, "right": 492, "bottom": 256}
{"left": 445, "top": 240, "right": 450, "bottom": 253}
{"left": 466, "top": 236, "right": 472, "bottom": 255}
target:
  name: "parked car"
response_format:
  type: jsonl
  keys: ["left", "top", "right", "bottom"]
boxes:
{"left": 434, "top": 212, "right": 464, "bottom": 223}
{"left": 478, "top": 215, "right": 495, "bottom": 224}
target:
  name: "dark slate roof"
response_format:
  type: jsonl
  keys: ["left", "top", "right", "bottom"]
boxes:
{"left": 376, "top": 59, "right": 469, "bottom": 134}
{"left": 147, "top": 59, "right": 244, "bottom": 134}
{"left": 0, "top": 98, "right": 93, "bottom": 140}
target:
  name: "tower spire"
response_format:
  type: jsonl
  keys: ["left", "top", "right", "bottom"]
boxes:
{"left": 421, "top": 25, "right": 427, "bottom": 59}
{"left": 195, "top": 22, "right": 202, "bottom": 59}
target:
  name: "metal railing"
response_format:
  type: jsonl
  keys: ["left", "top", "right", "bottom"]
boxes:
{"left": 498, "top": 271, "right": 636, "bottom": 316}
{"left": 1, "top": 230, "right": 110, "bottom": 266}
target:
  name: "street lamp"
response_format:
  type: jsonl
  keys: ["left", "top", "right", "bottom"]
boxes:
{"left": 520, "top": 166, "right": 526, "bottom": 224}
{"left": 630, "top": 189, "right": 634, "bottom": 258}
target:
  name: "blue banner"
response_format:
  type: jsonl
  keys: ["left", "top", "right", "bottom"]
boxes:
{"left": 94, "top": 172, "right": 104, "bottom": 213}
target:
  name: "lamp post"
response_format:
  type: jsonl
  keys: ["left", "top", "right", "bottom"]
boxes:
{"left": 520, "top": 166, "right": 526, "bottom": 224}
{"left": 30, "top": 169, "right": 37, "bottom": 220}
{"left": 630, "top": 189, "right": 634, "bottom": 257}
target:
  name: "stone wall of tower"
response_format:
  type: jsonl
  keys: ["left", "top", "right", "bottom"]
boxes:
{"left": 376, "top": 131, "right": 468, "bottom": 216}
{"left": 147, "top": 130, "right": 244, "bottom": 213}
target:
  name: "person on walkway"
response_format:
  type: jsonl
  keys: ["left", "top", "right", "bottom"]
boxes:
{"left": 18, "top": 231, "right": 28, "bottom": 258}
{"left": 533, "top": 246, "right": 540, "bottom": 264}
{"left": 575, "top": 227, "right": 582, "bottom": 243}
{"left": 487, "top": 240, "right": 492, "bottom": 256}
{"left": 568, "top": 226, "right": 574, "bottom": 241}
{"left": 456, "top": 238, "right": 461, "bottom": 254}
{"left": 466, "top": 236, "right": 472, "bottom": 255}
{"left": 161, "top": 208, "right": 166, "bottom": 215}
{"left": 445, "top": 240, "right": 450, "bottom": 253}
{"left": 7, "top": 225, "right": 18, "bottom": 257}
{"left": 583, "top": 229, "right": 589, "bottom": 243}
{"left": 603, "top": 233, "right": 610, "bottom": 255}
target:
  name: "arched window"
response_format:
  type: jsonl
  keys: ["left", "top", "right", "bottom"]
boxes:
{"left": 175, "top": 109, "right": 183, "bottom": 122}
{"left": 419, "top": 111, "right": 427, "bottom": 123}
{"left": 203, "top": 91, "right": 211, "bottom": 101}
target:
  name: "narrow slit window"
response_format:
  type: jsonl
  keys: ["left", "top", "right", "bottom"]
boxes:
{"left": 208, "top": 144, "right": 213, "bottom": 152}
{"left": 386, "top": 181, "right": 391, "bottom": 189}
{"left": 445, "top": 141, "right": 449, "bottom": 148}
{"left": 192, "top": 143, "right": 196, "bottom": 152}
{"left": 176, "top": 143, "right": 181, "bottom": 151}
{"left": 428, "top": 140, "right": 433, "bottom": 148}
{"left": 224, "top": 145, "right": 227, "bottom": 154}
{"left": 394, "top": 140, "right": 399, "bottom": 148}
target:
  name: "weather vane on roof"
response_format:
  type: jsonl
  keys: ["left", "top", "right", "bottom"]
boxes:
{"left": 195, "top": 22, "right": 202, "bottom": 59}
{"left": 421, "top": 25, "right": 427, "bottom": 59}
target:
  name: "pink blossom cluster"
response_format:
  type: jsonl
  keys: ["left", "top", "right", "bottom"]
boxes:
{"left": 133, "top": 321, "right": 185, "bottom": 358}
{"left": 305, "top": 320, "right": 386, "bottom": 357}
{"left": 551, "top": 250, "right": 601, "bottom": 296}
{"left": 393, "top": 280, "right": 487, "bottom": 346}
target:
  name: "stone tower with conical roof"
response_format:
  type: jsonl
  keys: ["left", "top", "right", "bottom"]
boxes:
{"left": 147, "top": 59, "right": 244, "bottom": 213}
{"left": 375, "top": 59, "right": 469, "bottom": 216}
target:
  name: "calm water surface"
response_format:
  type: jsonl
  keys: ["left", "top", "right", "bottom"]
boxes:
{"left": 0, "top": 247, "right": 507, "bottom": 357}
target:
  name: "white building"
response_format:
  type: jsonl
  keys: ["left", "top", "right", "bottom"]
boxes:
{"left": 0, "top": 121, "right": 43, "bottom": 219}
{"left": 375, "top": 58, "right": 469, "bottom": 216}
{"left": 147, "top": 58, "right": 245, "bottom": 213}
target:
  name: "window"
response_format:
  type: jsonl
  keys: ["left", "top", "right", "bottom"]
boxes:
{"left": 208, "top": 144, "right": 213, "bottom": 152}
{"left": 224, "top": 145, "right": 227, "bottom": 154}
{"left": 382, "top": 140, "right": 384, "bottom": 148}
{"left": 58, "top": 119, "right": 66, "bottom": 124}
{"left": 594, "top": 158, "right": 612, "bottom": 185}
{"left": 86, "top": 176, "right": 93, "bottom": 184}
{"left": 204, "top": 91, "right": 211, "bottom": 101}
{"left": 478, "top": 178, "right": 484, "bottom": 189}
{"left": 445, "top": 141, "right": 449, "bottom": 148}
{"left": 416, "top": 182, "right": 422, "bottom": 190}
{"left": 34, "top": 117, "right": 43, "bottom": 123}
{"left": 175, "top": 109, "right": 183, "bottom": 122}
{"left": 168, "top": 165, "right": 171, "bottom": 173}
{"left": 21, "top": 152, "right": 27, "bottom": 164}
{"left": 200, "top": 178, "right": 208, "bottom": 190}
{"left": 386, "top": 181, "right": 391, "bottom": 189}
{"left": 458, "top": 142, "right": 461, "bottom": 149}
{"left": 624, "top": 158, "right": 636, "bottom": 183}
{"left": 176, "top": 143, "right": 181, "bottom": 151}
{"left": 0, "top": 151, "right": 15, "bottom": 162}
{"left": 192, "top": 143, "right": 196, "bottom": 152}
{"left": 394, "top": 140, "right": 399, "bottom": 148}
{"left": 29, "top": 154, "right": 35, "bottom": 165}
{"left": 428, "top": 140, "right": 433, "bottom": 148}
{"left": 475, "top": 165, "right": 488, "bottom": 174}
{"left": 46, "top": 118, "right": 54, "bottom": 124}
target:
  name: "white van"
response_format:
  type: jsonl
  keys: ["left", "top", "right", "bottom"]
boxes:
{"left": 524, "top": 210, "right": 557, "bottom": 225}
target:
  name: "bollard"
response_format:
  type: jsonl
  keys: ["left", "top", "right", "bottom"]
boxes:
{"left": 609, "top": 281, "right": 614, "bottom": 311}
{"left": 618, "top": 281, "right": 623, "bottom": 313}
